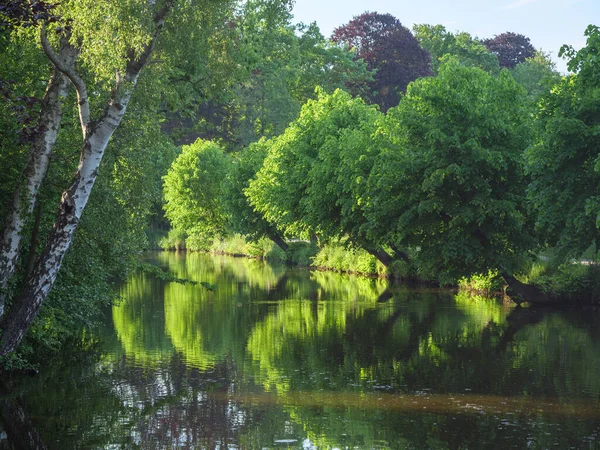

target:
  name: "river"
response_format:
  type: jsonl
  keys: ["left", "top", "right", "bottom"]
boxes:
{"left": 1, "top": 252, "right": 599, "bottom": 449}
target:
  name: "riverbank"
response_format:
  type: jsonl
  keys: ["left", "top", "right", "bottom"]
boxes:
{"left": 155, "top": 233, "right": 600, "bottom": 305}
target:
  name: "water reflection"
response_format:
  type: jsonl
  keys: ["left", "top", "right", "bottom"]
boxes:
{"left": 2, "top": 252, "right": 600, "bottom": 449}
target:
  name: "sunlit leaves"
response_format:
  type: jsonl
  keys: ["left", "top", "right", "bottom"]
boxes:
{"left": 413, "top": 24, "right": 499, "bottom": 75}
{"left": 246, "top": 89, "right": 382, "bottom": 243}
{"left": 366, "top": 60, "right": 533, "bottom": 281}
{"left": 526, "top": 25, "right": 600, "bottom": 259}
{"left": 163, "top": 139, "right": 231, "bottom": 249}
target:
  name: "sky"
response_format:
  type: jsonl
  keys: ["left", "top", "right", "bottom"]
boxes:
{"left": 289, "top": 0, "right": 599, "bottom": 73}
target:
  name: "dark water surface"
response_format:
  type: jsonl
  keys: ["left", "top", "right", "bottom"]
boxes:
{"left": 2, "top": 252, "right": 600, "bottom": 449}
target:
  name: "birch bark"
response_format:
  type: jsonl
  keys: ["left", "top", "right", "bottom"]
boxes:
{"left": 0, "top": 2, "right": 174, "bottom": 355}
{"left": 0, "top": 36, "right": 77, "bottom": 319}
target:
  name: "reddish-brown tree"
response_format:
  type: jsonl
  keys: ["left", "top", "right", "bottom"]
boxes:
{"left": 331, "top": 12, "right": 431, "bottom": 111}
{"left": 484, "top": 32, "right": 535, "bottom": 68}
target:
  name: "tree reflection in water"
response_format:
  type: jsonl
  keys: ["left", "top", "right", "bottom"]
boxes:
{"left": 2, "top": 253, "right": 600, "bottom": 449}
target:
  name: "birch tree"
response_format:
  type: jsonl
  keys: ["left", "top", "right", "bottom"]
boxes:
{"left": 0, "top": 0, "right": 276, "bottom": 355}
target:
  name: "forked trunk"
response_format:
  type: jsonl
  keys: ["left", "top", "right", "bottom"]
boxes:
{"left": 0, "top": 60, "right": 72, "bottom": 318}
{"left": 0, "top": 4, "right": 173, "bottom": 355}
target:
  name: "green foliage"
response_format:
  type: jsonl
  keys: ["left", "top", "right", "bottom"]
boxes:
{"left": 413, "top": 24, "right": 500, "bottom": 74}
{"left": 163, "top": 139, "right": 231, "bottom": 249}
{"left": 158, "top": 228, "right": 187, "bottom": 250}
{"left": 526, "top": 25, "right": 600, "bottom": 260}
{"left": 284, "top": 241, "right": 319, "bottom": 266}
{"left": 532, "top": 263, "right": 600, "bottom": 303}
{"left": 222, "top": 138, "right": 280, "bottom": 242}
{"left": 189, "top": 3, "right": 372, "bottom": 150}
{"left": 458, "top": 270, "right": 505, "bottom": 296}
{"left": 510, "top": 51, "right": 561, "bottom": 101}
{"left": 312, "top": 244, "right": 383, "bottom": 276}
{"left": 247, "top": 88, "right": 382, "bottom": 246}
{"left": 367, "top": 59, "right": 534, "bottom": 282}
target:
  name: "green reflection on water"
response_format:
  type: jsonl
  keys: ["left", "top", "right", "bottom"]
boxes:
{"left": 3, "top": 252, "right": 600, "bottom": 449}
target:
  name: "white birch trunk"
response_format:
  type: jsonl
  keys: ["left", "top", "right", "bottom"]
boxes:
{"left": 0, "top": 38, "right": 77, "bottom": 319}
{"left": 0, "top": 3, "right": 174, "bottom": 355}
{"left": 0, "top": 79, "right": 140, "bottom": 355}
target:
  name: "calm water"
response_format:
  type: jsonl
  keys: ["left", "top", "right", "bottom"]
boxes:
{"left": 2, "top": 252, "right": 600, "bottom": 449}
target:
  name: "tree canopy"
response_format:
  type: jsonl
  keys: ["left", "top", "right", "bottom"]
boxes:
{"left": 163, "top": 139, "right": 231, "bottom": 250}
{"left": 484, "top": 32, "right": 536, "bottom": 68}
{"left": 331, "top": 12, "right": 431, "bottom": 111}
{"left": 365, "top": 60, "right": 534, "bottom": 281}
{"left": 246, "top": 89, "right": 382, "bottom": 245}
{"left": 525, "top": 25, "right": 600, "bottom": 259}
{"left": 413, "top": 24, "right": 499, "bottom": 74}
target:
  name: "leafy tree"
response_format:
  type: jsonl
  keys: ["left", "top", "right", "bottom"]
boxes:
{"left": 484, "top": 32, "right": 535, "bottom": 69}
{"left": 366, "top": 59, "right": 534, "bottom": 282}
{"left": 525, "top": 25, "right": 600, "bottom": 260}
{"left": 510, "top": 50, "right": 561, "bottom": 101}
{"left": 170, "top": 4, "right": 371, "bottom": 151}
{"left": 222, "top": 139, "right": 288, "bottom": 251}
{"left": 413, "top": 24, "right": 499, "bottom": 74}
{"left": 163, "top": 139, "right": 231, "bottom": 250}
{"left": 331, "top": 12, "right": 431, "bottom": 111}
{"left": 246, "top": 89, "right": 401, "bottom": 264}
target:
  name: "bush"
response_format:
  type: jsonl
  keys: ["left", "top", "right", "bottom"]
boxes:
{"left": 535, "top": 263, "right": 600, "bottom": 303}
{"left": 312, "top": 244, "right": 383, "bottom": 275}
{"left": 285, "top": 241, "right": 319, "bottom": 266}
{"left": 158, "top": 229, "right": 187, "bottom": 250}
{"left": 211, "top": 234, "right": 250, "bottom": 255}
{"left": 458, "top": 270, "right": 505, "bottom": 296}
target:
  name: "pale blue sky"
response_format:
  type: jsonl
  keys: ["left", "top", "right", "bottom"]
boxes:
{"left": 290, "top": 0, "right": 599, "bottom": 73}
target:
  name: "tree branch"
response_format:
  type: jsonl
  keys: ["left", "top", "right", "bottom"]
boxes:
{"left": 40, "top": 24, "right": 90, "bottom": 135}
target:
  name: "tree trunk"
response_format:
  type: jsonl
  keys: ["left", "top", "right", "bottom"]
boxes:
{"left": 24, "top": 202, "right": 43, "bottom": 280}
{"left": 0, "top": 50, "right": 73, "bottom": 318}
{"left": 389, "top": 244, "right": 410, "bottom": 263}
{"left": 365, "top": 247, "right": 394, "bottom": 266}
{"left": 0, "top": 5, "right": 174, "bottom": 355}
{"left": 265, "top": 227, "right": 288, "bottom": 252}
{"left": 501, "top": 272, "right": 562, "bottom": 305}
{"left": 0, "top": 93, "right": 137, "bottom": 355}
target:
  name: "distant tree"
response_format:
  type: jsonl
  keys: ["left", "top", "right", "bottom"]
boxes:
{"left": 163, "top": 140, "right": 231, "bottom": 250}
{"left": 413, "top": 24, "right": 499, "bottom": 74}
{"left": 510, "top": 50, "right": 560, "bottom": 100}
{"left": 484, "top": 32, "right": 535, "bottom": 68}
{"left": 331, "top": 12, "right": 431, "bottom": 111}
{"left": 167, "top": 5, "right": 372, "bottom": 151}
